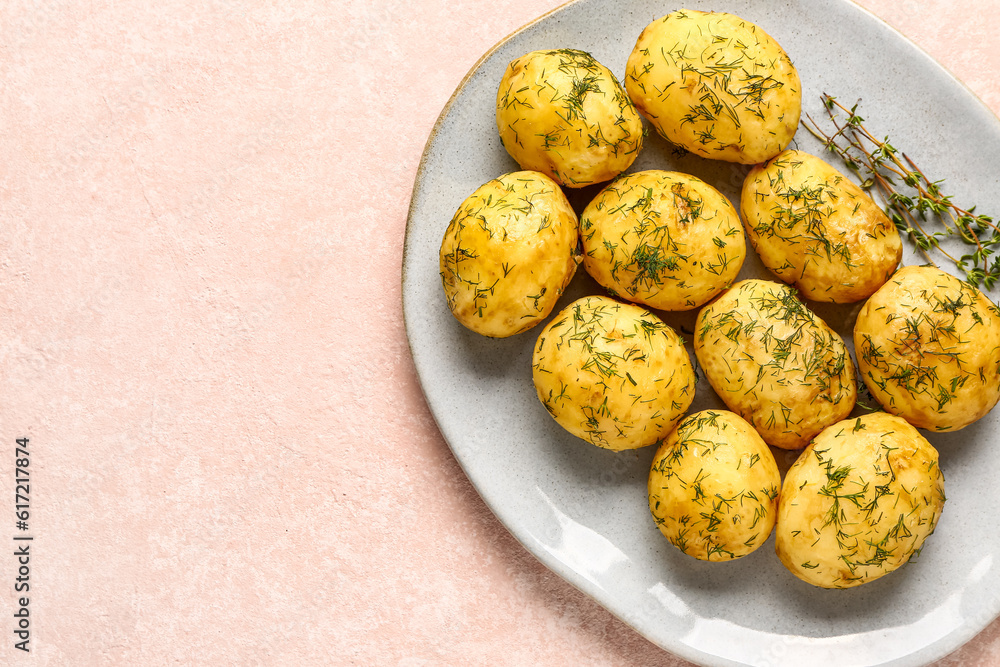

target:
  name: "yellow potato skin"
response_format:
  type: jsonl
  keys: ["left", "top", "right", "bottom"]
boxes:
{"left": 580, "top": 170, "right": 746, "bottom": 311}
{"left": 532, "top": 295, "right": 695, "bottom": 451}
{"left": 624, "top": 10, "right": 801, "bottom": 164}
{"left": 649, "top": 410, "right": 780, "bottom": 561}
{"left": 741, "top": 150, "right": 902, "bottom": 303}
{"left": 776, "top": 412, "right": 945, "bottom": 589}
{"left": 695, "top": 280, "right": 857, "bottom": 449}
{"left": 854, "top": 265, "right": 1000, "bottom": 431}
{"left": 439, "top": 171, "right": 580, "bottom": 338}
{"left": 496, "top": 49, "right": 643, "bottom": 188}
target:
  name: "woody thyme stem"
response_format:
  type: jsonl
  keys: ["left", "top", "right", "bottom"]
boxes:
{"left": 803, "top": 94, "right": 1000, "bottom": 288}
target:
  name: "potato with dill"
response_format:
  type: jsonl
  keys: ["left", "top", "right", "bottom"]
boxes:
{"left": 496, "top": 49, "right": 643, "bottom": 188}
{"left": 440, "top": 171, "right": 580, "bottom": 338}
{"left": 649, "top": 410, "right": 780, "bottom": 561}
{"left": 580, "top": 170, "right": 746, "bottom": 311}
{"left": 741, "top": 149, "right": 902, "bottom": 303}
{"left": 776, "top": 412, "right": 945, "bottom": 589}
{"left": 624, "top": 9, "right": 801, "bottom": 164}
{"left": 854, "top": 265, "right": 1000, "bottom": 431}
{"left": 532, "top": 295, "right": 695, "bottom": 451}
{"left": 695, "top": 279, "right": 856, "bottom": 449}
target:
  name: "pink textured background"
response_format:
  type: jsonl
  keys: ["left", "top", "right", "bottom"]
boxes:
{"left": 1, "top": 0, "right": 998, "bottom": 664}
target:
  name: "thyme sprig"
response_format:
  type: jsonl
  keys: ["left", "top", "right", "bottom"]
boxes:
{"left": 803, "top": 94, "right": 1000, "bottom": 288}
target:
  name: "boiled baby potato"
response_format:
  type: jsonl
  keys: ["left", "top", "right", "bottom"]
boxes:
{"left": 439, "top": 171, "right": 580, "bottom": 337}
{"left": 496, "top": 49, "right": 643, "bottom": 188}
{"left": 649, "top": 410, "right": 780, "bottom": 561}
{"left": 741, "top": 149, "right": 902, "bottom": 303}
{"left": 624, "top": 9, "right": 801, "bottom": 164}
{"left": 776, "top": 412, "right": 945, "bottom": 589}
{"left": 580, "top": 170, "right": 746, "bottom": 311}
{"left": 695, "top": 279, "right": 857, "bottom": 449}
{"left": 854, "top": 265, "right": 1000, "bottom": 431}
{"left": 532, "top": 295, "right": 695, "bottom": 451}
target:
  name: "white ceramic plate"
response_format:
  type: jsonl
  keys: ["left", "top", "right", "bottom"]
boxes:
{"left": 402, "top": 1, "right": 1000, "bottom": 665}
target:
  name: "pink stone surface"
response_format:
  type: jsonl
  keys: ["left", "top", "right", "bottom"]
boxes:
{"left": 1, "top": 0, "right": 999, "bottom": 664}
